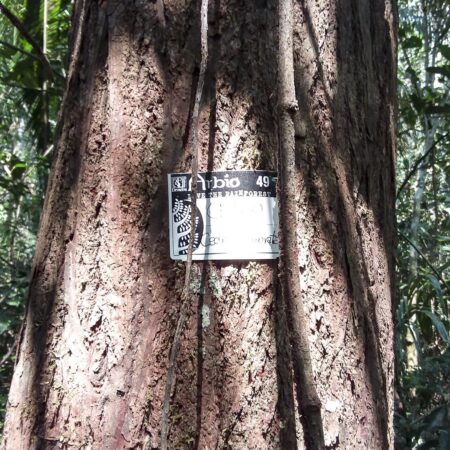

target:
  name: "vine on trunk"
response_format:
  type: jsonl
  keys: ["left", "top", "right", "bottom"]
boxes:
{"left": 276, "top": 0, "right": 325, "bottom": 448}
{"left": 159, "top": 0, "right": 209, "bottom": 448}
{"left": 160, "top": 1, "right": 326, "bottom": 447}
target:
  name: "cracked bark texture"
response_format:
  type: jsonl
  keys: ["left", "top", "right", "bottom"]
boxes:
{"left": 2, "top": 0, "right": 396, "bottom": 449}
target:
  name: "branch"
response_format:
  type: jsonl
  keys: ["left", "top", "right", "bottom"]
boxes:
{"left": 396, "top": 131, "right": 449, "bottom": 199}
{"left": 0, "top": 1, "right": 55, "bottom": 79}
{"left": 159, "top": 0, "right": 209, "bottom": 448}
{"left": 399, "top": 231, "right": 449, "bottom": 291}
{"left": 0, "top": 39, "right": 43, "bottom": 62}
{"left": 400, "top": 44, "right": 422, "bottom": 103}
{"left": 0, "top": 78, "right": 61, "bottom": 94}
{"left": 277, "top": 0, "right": 325, "bottom": 448}
{"left": 0, "top": 338, "right": 17, "bottom": 369}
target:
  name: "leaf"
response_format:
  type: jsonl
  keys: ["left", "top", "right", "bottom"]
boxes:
{"left": 424, "top": 104, "right": 450, "bottom": 114}
{"left": 5, "top": 299, "right": 22, "bottom": 307}
{"left": 426, "top": 274, "right": 448, "bottom": 317}
{"left": 403, "top": 35, "right": 423, "bottom": 49}
{"left": 0, "top": 42, "right": 16, "bottom": 59}
{"left": 426, "top": 274, "right": 443, "bottom": 300}
{"left": 11, "top": 162, "right": 27, "bottom": 180}
{"left": 426, "top": 66, "right": 450, "bottom": 78}
{"left": 408, "top": 322, "right": 424, "bottom": 359}
{"left": 0, "top": 320, "right": 11, "bottom": 335}
{"left": 410, "top": 93, "right": 425, "bottom": 113}
{"left": 420, "top": 310, "right": 450, "bottom": 344}
{"left": 435, "top": 236, "right": 450, "bottom": 243}
{"left": 438, "top": 44, "right": 450, "bottom": 61}
{"left": 406, "top": 66, "right": 420, "bottom": 83}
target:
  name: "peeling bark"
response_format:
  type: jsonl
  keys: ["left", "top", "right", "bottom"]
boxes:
{"left": 2, "top": 0, "right": 396, "bottom": 449}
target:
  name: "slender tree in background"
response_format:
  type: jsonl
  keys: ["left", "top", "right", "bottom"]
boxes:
{"left": 2, "top": 0, "right": 396, "bottom": 448}
{"left": 395, "top": 0, "right": 450, "bottom": 446}
{"left": 0, "top": 0, "right": 71, "bottom": 428}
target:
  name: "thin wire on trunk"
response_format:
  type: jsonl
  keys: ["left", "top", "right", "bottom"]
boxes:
{"left": 159, "top": 0, "right": 208, "bottom": 448}
{"left": 276, "top": 0, "right": 325, "bottom": 448}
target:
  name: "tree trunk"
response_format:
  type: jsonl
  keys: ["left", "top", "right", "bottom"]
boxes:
{"left": 2, "top": 0, "right": 397, "bottom": 449}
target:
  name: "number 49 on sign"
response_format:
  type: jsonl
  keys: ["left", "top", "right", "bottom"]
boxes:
{"left": 256, "top": 175, "right": 270, "bottom": 188}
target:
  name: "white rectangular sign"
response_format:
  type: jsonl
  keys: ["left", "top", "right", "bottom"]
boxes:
{"left": 168, "top": 171, "right": 279, "bottom": 260}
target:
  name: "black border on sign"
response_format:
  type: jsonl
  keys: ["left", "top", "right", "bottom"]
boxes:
{"left": 168, "top": 170, "right": 279, "bottom": 261}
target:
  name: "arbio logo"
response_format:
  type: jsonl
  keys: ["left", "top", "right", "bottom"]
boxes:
{"left": 189, "top": 173, "right": 241, "bottom": 191}
{"left": 172, "top": 176, "right": 187, "bottom": 192}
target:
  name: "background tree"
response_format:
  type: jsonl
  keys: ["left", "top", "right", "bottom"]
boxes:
{"left": 0, "top": 0, "right": 70, "bottom": 427}
{"left": 395, "top": 0, "right": 450, "bottom": 447}
{"left": 1, "top": 0, "right": 397, "bottom": 448}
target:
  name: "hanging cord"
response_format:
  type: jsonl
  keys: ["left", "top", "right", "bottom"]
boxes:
{"left": 159, "top": 0, "right": 209, "bottom": 448}
{"left": 276, "top": 0, "right": 325, "bottom": 448}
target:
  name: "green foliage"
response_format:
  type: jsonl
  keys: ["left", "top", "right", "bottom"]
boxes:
{"left": 0, "top": 0, "right": 448, "bottom": 447}
{"left": 0, "top": 0, "right": 71, "bottom": 433}
{"left": 396, "top": 0, "right": 450, "bottom": 448}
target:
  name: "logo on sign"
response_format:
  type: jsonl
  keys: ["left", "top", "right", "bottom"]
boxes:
{"left": 172, "top": 176, "right": 187, "bottom": 192}
{"left": 172, "top": 198, "right": 204, "bottom": 255}
{"left": 189, "top": 173, "right": 241, "bottom": 191}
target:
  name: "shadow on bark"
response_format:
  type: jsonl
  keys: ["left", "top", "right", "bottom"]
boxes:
{"left": 273, "top": 269, "right": 299, "bottom": 449}
{"left": 7, "top": 0, "right": 395, "bottom": 448}
{"left": 21, "top": 3, "right": 110, "bottom": 448}
{"left": 290, "top": 0, "right": 396, "bottom": 447}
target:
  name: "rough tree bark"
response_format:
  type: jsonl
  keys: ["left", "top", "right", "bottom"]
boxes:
{"left": 2, "top": 0, "right": 396, "bottom": 449}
